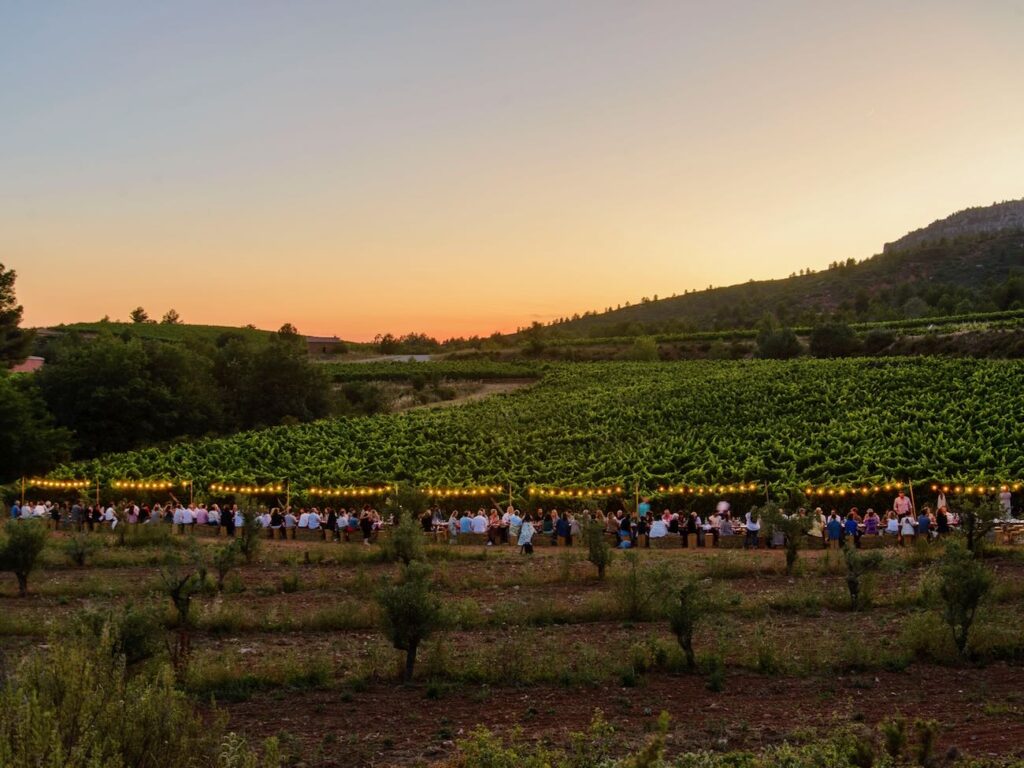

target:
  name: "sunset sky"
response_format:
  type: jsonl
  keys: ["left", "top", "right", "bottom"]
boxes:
{"left": 4, "top": 1, "right": 1023, "bottom": 341}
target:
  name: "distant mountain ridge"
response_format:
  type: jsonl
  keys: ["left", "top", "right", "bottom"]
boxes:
{"left": 884, "top": 198, "right": 1024, "bottom": 254}
{"left": 524, "top": 198, "right": 1024, "bottom": 337}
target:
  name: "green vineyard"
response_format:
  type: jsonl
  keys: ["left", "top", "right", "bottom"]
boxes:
{"left": 53, "top": 359, "right": 1024, "bottom": 491}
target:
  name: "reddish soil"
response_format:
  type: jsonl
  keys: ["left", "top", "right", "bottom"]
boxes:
{"left": 226, "top": 664, "right": 1024, "bottom": 767}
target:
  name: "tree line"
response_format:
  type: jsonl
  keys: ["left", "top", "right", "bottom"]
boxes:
{"left": 0, "top": 264, "right": 333, "bottom": 483}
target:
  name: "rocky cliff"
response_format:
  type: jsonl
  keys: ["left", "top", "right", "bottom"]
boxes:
{"left": 884, "top": 198, "right": 1024, "bottom": 254}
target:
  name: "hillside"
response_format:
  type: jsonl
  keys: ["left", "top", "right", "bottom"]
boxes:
{"left": 534, "top": 204, "right": 1024, "bottom": 338}
{"left": 48, "top": 321, "right": 274, "bottom": 345}
{"left": 884, "top": 198, "right": 1024, "bottom": 253}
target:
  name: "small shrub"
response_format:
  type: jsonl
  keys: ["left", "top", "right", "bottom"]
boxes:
{"left": 213, "top": 541, "right": 240, "bottom": 592}
{"left": 584, "top": 517, "right": 613, "bottom": 580}
{"left": 937, "top": 540, "right": 992, "bottom": 658}
{"left": 880, "top": 716, "right": 907, "bottom": 760}
{"left": 844, "top": 544, "right": 883, "bottom": 611}
{"left": 64, "top": 533, "right": 99, "bottom": 567}
{"left": 704, "top": 653, "right": 726, "bottom": 692}
{"left": 384, "top": 509, "right": 426, "bottom": 565}
{"left": 280, "top": 571, "right": 300, "bottom": 594}
{"left": 666, "top": 578, "right": 709, "bottom": 670}
{"left": 0, "top": 520, "right": 48, "bottom": 597}
{"left": 237, "top": 511, "right": 262, "bottom": 564}
{"left": 377, "top": 561, "right": 442, "bottom": 682}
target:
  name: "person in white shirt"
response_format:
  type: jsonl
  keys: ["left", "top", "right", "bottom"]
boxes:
{"left": 208, "top": 506, "right": 221, "bottom": 526}
{"left": 744, "top": 508, "right": 761, "bottom": 550}
{"left": 297, "top": 509, "right": 310, "bottom": 528}
{"left": 104, "top": 505, "right": 116, "bottom": 526}
{"left": 507, "top": 509, "right": 523, "bottom": 544}
{"left": 34, "top": 503, "right": 47, "bottom": 518}
{"left": 471, "top": 510, "right": 488, "bottom": 534}
{"left": 649, "top": 517, "right": 668, "bottom": 538}
{"left": 234, "top": 509, "right": 244, "bottom": 529}
{"left": 893, "top": 490, "right": 912, "bottom": 516}
{"left": 307, "top": 508, "right": 321, "bottom": 531}
{"left": 259, "top": 511, "right": 271, "bottom": 528}
{"left": 899, "top": 512, "right": 916, "bottom": 545}
{"left": 284, "top": 509, "right": 298, "bottom": 538}
{"left": 999, "top": 489, "right": 1013, "bottom": 518}
{"left": 181, "top": 505, "right": 195, "bottom": 533}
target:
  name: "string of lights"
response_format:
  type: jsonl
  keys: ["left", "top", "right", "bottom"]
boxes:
{"left": 208, "top": 482, "right": 285, "bottom": 495}
{"left": 307, "top": 484, "right": 395, "bottom": 497}
{"left": 529, "top": 486, "right": 624, "bottom": 498}
{"left": 422, "top": 485, "right": 505, "bottom": 497}
{"left": 654, "top": 483, "right": 762, "bottom": 495}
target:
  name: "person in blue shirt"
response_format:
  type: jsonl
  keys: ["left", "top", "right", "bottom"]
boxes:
{"left": 459, "top": 512, "right": 472, "bottom": 535}
{"left": 10, "top": 502, "right": 19, "bottom": 520}
{"left": 826, "top": 512, "right": 844, "bottom": 546}
{"left": 844, "top": 512, "right": 860, "bottom": 548}
{"left": 555, "top": 511, "right": 572, "bottom": 546}
{"left": 917, "top": 509, "right": 933, "bottom": 543}
{"left": 637, "top": 498, "right": 651, "bottom": 521}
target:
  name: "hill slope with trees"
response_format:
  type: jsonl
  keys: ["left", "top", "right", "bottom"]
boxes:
{"left": 527, "top": 202, "right": 1024, "bottom": 339}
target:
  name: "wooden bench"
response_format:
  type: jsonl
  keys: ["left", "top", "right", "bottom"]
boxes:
{"left": 456, "top": 532, "right": 489, "bottom": 546}
{"left": 650, "top": 535, "right": 680, "bottom": 549}
{"left": 718, "top": 535, "right": 743, "bottom": 549}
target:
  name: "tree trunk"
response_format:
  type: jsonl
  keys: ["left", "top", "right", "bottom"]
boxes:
{"left": 16, "top": 572, "right": 28, "bottom": 598}
{"left": 404, "top": 641, "right": 419, "bottom": 683}
{"left": 682, "top": 637, "right": 695, "bottom": 671}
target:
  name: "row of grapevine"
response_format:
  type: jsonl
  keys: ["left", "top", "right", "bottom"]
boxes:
{"left": 52, "top": 359, "right": 1024, "bottom": 491}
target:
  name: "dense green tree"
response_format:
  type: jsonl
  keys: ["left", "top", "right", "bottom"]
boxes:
{"left": 161, "top": 308, "right": 181, "bottom": 324}
{"left": 0, "top": 520, "right": 48, "bottom": 597}
{"left": 756, "top": 327, "right": 802, "bottom": 359}
{"left": 0, "top": 372, "right": 73, "bottom": 482}
{"left": 0, "top": 263, "right": 34, "bottom": 366}
{"left": 129, "top": 306, "right": 149, "bottom": 323}
{"left": 809, "top": 323, "right": 861, "bottom": 358}
{"left": 232, "top": 333, "right": 331, "bottom": 428}
{"left": 36, "top": 333, "right": 223, "bottom": 456}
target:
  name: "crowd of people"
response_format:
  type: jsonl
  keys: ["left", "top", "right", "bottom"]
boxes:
{"left": 4, "top": 499, "right": 390, "bottom": 544}
{"left": 5, "top": 487, "right": 1018, "bottom": 553}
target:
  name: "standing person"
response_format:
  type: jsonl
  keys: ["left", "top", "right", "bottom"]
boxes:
{"left": 637, "top": 497, "right": 651, "bottom": 524}
{"left": 70, "top": 500, "right": 83, "bottom": 532}
{"left": 49, "top": 502, "right": 61, "bottom": 530}
{"left": 447, "top": 510, "right": 459, "bottom": 544}
{"left": 744, "top": 508, "right": 761, "bottom": 550}
{"left": 326, "top": 507, "right": 338, "bottom": 541}
{"left": 518, "top": 516, "right": 535, "bottom": 555}
{"left": 844, "top": 512, "right": 861, "bottom": 548}
{"left": 359, "top": 510, "right": 373, "bottom": 545}
{"left": 899, "top": 509, "right": 917, "bottom": 546}
{"left": 999, "top": 488, "right": 1013, "bottom": 518}
{"left": 893, "top": 489, "right": 913, "bottom": 518}
{"left": 935, "top": 506, "right": 950, "bottom": 537}
{"left": 224, "top": 504, "right": 237, "bottom": 538}
{"left": 825, "top": 512, "right": 843, "bottom": 548}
